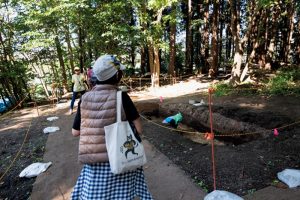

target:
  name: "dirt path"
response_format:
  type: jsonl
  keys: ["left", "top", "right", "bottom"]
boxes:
{"left": 30, "top": 102, "right": 81, "bottom": 200}
{"left": 30, "top": 100, "right": 206, "bottom": 200}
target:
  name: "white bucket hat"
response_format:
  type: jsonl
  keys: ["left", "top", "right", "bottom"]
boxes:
{"left": 92, "top": 55, "right": 125, "bottom": 81}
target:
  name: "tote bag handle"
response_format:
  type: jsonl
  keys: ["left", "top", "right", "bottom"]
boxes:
{"left": 105, "top": 91, "right": 147, "bottom": 174}
{"left": 116, "top": 91, "right": 122, "bottom": 122}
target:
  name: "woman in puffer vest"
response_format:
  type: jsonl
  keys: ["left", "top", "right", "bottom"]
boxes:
{"left": 71, "top": 55, "right": 153, "bottom": 200}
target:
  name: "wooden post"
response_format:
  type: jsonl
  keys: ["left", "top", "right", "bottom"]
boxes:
{"left": 139, "top": 77, "right": 142, "bottom": 91}
{"left": 34, "top": 102, "right": 39, "bottom": 116}
{"left": 129, "top": 78, "right": 132, "bottom": 91}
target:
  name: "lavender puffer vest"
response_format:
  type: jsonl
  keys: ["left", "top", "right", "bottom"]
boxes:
{"left": 78, "top": 85, "right": 125, "bottom": 164}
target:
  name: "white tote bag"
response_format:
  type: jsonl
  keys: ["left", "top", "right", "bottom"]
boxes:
{"left": 104, "top": 91, "right": 147, "bottom": 174}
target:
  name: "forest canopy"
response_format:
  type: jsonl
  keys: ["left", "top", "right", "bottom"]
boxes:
{"left": 0, "top": 0, "right": 300, "bottom": 106}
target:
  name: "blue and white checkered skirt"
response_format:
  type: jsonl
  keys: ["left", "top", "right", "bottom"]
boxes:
{"left": 71, "top": 162, "right": 153, "bottom": 200}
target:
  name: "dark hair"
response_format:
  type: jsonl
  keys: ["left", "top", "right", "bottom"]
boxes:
{"left": 96, "top": 70, "right": 123, "bottom": 85}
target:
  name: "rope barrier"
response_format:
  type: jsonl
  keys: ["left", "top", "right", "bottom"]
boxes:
{"left": 127, "top": 75, "right": 300, "bottom": 137}
{"left": 213, "top": 87, "right": 262, "bottom": 91}
{"left": 215, "top": 120, "right": 300, "bottom": 137}
{"left": 27, "top": 101, "right": 40, "bottom": 116}
{"left": 0, "top": 86, "right": 43, "bottom": 183}
{"left": 0, "top": 94, "right": 29, "bottom": 120}
{"left": 140, "top": 114, "right": 205, "bottom": 134}
{"left": 139, "top": 86, "right": 299, "bottom": 192}
{"left": 122, "top": 73, "right": 270, "bottom": 96}
{"left": 0, "top": 74, "right": 295, "bottom": 196}
{"left": 140, "top": 107, "right": 300, "bottom": 138}
{"left": 122, "top": 73, "right": 195, "bottom": 82}
{"left": 0, "top": 102, "right": 35, "bottom": 183}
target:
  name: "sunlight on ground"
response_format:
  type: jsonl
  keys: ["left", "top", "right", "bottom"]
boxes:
{"left": 0, "top": 108, "right": 37, "bottom": 133}
{"left": 47, "top": 79, "right": 213, "bottom": 119}
{"left": 129, "top": 79, "right": 210, "bottom": 101}
{"left": 238, "top": 103, "right": 266, "bottom": 109}
{"left": 52, "top": 187, "right": 73, "bottom": 200}
{"left": 0, "top": 122, "right": 31, "bottom": 133}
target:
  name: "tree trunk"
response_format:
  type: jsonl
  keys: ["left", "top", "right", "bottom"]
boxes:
{"left": 54, "top": 35, "right": 68, "bottom": 89}
{"left": 148, "top": 42, "right": 155, "bottom": 87}
{"left": 153, "top": 45, "right": 160, "bottom": 87}
{"left": 200, "top": 0, "right": 210, "bottom": 74}
{"left": 148, "top": 41, "right": 154, "bottom": 75}
{"left": 78, "top": 26, "right": 84, "bottom": 70}
{"left": 229, "top": 0, "right": 259, "bottom": 84}
{"left": 168, "top": 4, "right": 176, "bottom": 77}
{"left": 0, "top": 31, "right": 18, "bottom": 101}
{"left": 229, "top": 0, "right": 242, "bottom": 83}
{"left": 22, "top": 53, "right": 51, "bottom": 98}
{"left": 139, "top": 2, "right": 148, "bottom": 75}
{"left": 265, "top": 5, "right": 280, "bottom": 69}
{"left": 131, "top": 46, "right": 135, "bottom": 68}
{"left": 64, "top": 24, "right": 75, "bottom": 72}
{"left": 20, "top": 78, "right": 32, "bottom": 101}
{"left": 194, "top": 31, "right": 201, "bottom": 74}
{"left": 219, "top": 0, "right": 224, "bottom": 65}
{"left": 0, "top": 80, "right": 14, "bottom": 106}
{"left": 211, "top": 0, "right": 220, "bottom": 77}
{"left": 296, "top": 21, "right": 300, "bottom": 64}
{"left": 148, "top": 8, "right": 163, "bottom": 88}
{"left": 140, "top": 46, "right": 146, "bottom": 74}
{"left": 257, "top": 10, "right": 268, "bottom": 69}
{"left": 226, "top": 25, "right": 232, "bottom": 60}
{"left": 284, "top": 1, "right": 295, "bottom": 63}
{"left": 241, "top": 7, "right": 265, "bottom": 81}
{"left": 185, "top": 0, "right": 193, "bottom": 74}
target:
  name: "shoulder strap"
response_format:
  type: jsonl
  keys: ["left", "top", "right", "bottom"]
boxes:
{"left": 116, "top": 91, "right": 122, "bottom": 122}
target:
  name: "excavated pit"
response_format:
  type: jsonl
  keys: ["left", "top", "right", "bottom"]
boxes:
{"left": 135, "top": 98, "right": 300, "bottom": 195}
{"left": 136, "top": 101, "right": 294, "bottom": 145}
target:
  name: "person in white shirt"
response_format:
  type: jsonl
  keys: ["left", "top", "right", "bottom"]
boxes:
{"left": 70, "top": 67, "right": 87, "bottom": 114}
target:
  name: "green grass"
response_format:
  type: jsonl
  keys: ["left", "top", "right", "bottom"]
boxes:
{"left": 192, "top": 176, "right": 209, "bottom": 192}
{"left": 247, "top": 188, "right": 256, "bottom": 195}
{"left": 271, "top": 179, "right": 280, "bottom": 186}
{"left": 213, "top": 83, "right": 234, "bottom": 96}
{"left": 213, "top": 82, "right": 260, "bottom": 97}
{"left": 264, "top": 68, "right": 300, "bottom": 96}
{"left": 213, "top": 67, "right": 300, "bottom": 97}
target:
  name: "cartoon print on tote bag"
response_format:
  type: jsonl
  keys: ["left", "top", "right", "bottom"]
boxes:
{"left": 121, "top": 135, "right": 139, "bottom": 159}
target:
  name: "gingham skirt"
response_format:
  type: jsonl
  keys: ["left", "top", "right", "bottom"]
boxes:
{"left": 71, "top": 162, "right": 153, "bottom": 200}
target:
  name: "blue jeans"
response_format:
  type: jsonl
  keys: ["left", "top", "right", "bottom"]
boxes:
{"left": 70, "top": 90, "right": 85, "bottom": 110}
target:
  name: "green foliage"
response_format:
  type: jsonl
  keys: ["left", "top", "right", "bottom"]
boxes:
{"left": 33, "top": 85, "right": 48, "bottom": 100}
{"left": 213, "top": 68, "right": 300, "bottom": 97}
{"left": 271, "top": 179, "right": 280, "bottom": 186}
{"left": 213, "top": 82, "right": 260, "bottom": 97}
{"left": 213, "top": 83, "right": 234, "bottom": 96}
{"left": 247, "top": 188, "right": 256, "bottom": 195}
{"left": 191, "top": 19, "right": 205, "bottom": 28}
{"left": 192, "top": 175, "right": 208, "bottom": 192}
{"left": 1, "top": 0, "right": 299, "bottom": 103}
{"left": 257, "top": 0, "right": 278, "bottom": 8}
{"left": 148, "top": 0, "right": 177, "bottom": 10}
{"left": 265, "top": 68, "right": 300, "bottom": 96}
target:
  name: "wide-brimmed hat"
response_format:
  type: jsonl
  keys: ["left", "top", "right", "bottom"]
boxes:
{"left": 92, "top": 55, "right": 125, "bottom": 81}
{"left": 74, "top": 67, "right": 80, "bottom": 71}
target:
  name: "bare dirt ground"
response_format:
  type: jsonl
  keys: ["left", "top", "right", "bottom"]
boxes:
{"left": 134, "top": 80, "right": 300, "bottom": 196}
{"left": 0, "top": 78, "right": 299, "bottom": 199}
{"left": 0, "top": 105, "right": 54, "bottom": 199}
